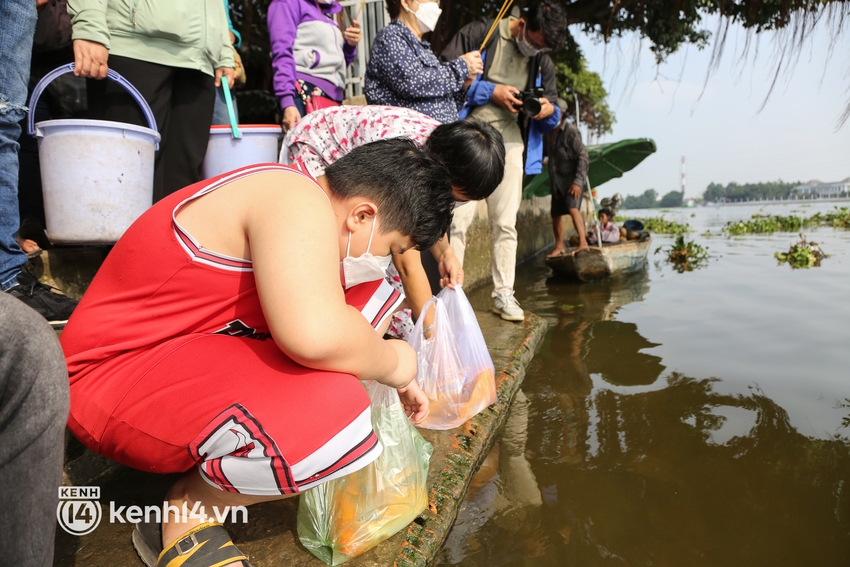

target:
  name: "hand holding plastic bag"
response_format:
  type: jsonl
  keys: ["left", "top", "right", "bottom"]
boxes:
{"left": 297, "top": 381, "right": 433, "bottom": 565}
{"left": 409, "top": 289, "right": 497, "bottom": 430}
{"left": 438, "top": 285, "right": 497, "bottom": 405}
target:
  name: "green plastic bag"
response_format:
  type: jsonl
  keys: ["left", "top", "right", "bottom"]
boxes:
{"left": 297, "top": 381, "right": 433, "bottom": 565}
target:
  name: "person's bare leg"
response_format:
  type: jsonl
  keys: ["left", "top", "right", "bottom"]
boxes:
{"left": 547, "top": 216, "right": 567, "bottom": 257}
{"left": 162, "top": 468, "right": 294, "bottom": 566}
{"left": 568, "top": 208, "right": 589, "bottom": 252}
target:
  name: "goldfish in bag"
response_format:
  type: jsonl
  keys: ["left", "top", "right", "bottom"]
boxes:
{"left": 410, "top": 288, "right": 497, "bottom": 430}
{"left": 297, "top": 381, "right": 432, "bottom": 565}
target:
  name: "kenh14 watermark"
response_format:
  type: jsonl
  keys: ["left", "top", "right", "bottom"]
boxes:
{"left": 57, "top": 486, "right": 248, "bottom": 536}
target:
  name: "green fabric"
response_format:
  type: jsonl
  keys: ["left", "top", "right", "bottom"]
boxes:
{"left": 522, "top": 138, "right": 657, "bottom": 198}
{"left": 586, "top": 138, "right": 657, "bottom": 188}
{"left": 67, "top": 0, "right": 234, "bottom": 76}
{"left": 522, "top": 172, "right": 550, "bottom": 199}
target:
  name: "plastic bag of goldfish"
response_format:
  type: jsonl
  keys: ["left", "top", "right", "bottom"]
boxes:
{"left": 297, "top": 381, "right": 433, "bottom": 565}
{"left": 409, "top": 286, "right": 497, "bottom": 430}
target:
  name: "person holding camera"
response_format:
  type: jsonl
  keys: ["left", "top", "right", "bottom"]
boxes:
{"left": 440, "top": 0, "right": 566, "bottom": 321}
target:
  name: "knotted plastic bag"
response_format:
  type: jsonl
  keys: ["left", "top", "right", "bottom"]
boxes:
{"left": 297, "top": 381, "right": 433, "bottom": 565}
{"left": 409, "top": 290, "right": 497, "bottom": 430}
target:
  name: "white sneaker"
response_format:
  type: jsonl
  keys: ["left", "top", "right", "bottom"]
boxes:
{"left": 493, "top": 292, "right": 525, "bottom": 322}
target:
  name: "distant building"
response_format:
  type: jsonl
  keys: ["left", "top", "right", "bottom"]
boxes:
{"left": 793, "top": 177, "right": 850, "bottom": 198}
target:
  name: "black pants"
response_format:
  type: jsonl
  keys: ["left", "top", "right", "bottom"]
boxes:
{"left": 0, "top": 293, "right": 69, "bottom": 566}
{"left": 87, "top": 55, "right": 215, "bottom": 202}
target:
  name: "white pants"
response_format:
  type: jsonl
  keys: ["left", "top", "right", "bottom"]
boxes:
{"left": 450, "top": 143, "right": 524, "bottom": 297}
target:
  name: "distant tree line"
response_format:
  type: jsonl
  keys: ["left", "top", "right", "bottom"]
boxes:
{"left": 703, "top": 181, "right": 801, "bottom": 203}
{"left": 622, "top": 189, "right": 684, "bottom": 209}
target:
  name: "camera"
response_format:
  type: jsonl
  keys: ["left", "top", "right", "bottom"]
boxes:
{"left": 513, "top": 88, "right": 545, "bottom": 116}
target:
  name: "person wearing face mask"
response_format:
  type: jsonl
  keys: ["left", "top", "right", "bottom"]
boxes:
{"left": 268, "top": 0, "right": 363, "bottom": 132}
{"left": 59, "top": 139, "right": 454, "bottom": 567}
{"left": 364, "top": 0, "right": 483, "bottom": 123}
{"left": 281, "top": 105, "right": 506, "bottom": 339}
{"left": 440, "top": 0, "right": 567, "bottom": 322}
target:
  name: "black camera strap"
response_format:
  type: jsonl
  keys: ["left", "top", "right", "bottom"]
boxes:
{"left": 526, "top": 53, "right": 542, "bottom": 93}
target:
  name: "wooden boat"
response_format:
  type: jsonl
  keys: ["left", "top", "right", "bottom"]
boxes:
{"left": 545, "top": 235, "right": 652, "bottom": 281}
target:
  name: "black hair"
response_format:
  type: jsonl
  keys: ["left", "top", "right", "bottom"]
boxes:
{"left": 424, "top": 119, "right": 505, "bottom": 201}
{"left": 525, "top": 0, "right": 567, "bottom": 50}
{"left": 599, "top": 207, "right": 614, "bottom": 219}
{"left": 385, "top": 0, "right": 403, "bottom": 19}
{"left": 325, "top": 138, "right": 454, "bottom": 251}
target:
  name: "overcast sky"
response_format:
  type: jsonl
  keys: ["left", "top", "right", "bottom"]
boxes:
{"left": 573, "top": 16, "right": 850, "bottom": 199}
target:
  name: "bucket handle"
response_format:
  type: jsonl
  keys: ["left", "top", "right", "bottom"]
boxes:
{"left": 27, "top": 63, "right": 159, "bottom": 146}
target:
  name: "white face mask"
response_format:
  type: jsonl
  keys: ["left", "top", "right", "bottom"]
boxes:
{"left": 516, "top": 23, "right": 541, "bottom": 57}
{"left": 341, "top": 216, "right": 393, "bottom": 289}
{"left": 405, "top": 0, "right": 442, "bottom": 34}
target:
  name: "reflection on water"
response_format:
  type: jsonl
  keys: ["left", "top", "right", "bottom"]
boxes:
{"left": 442, "top": 204, "right": 850, "bottom": 566}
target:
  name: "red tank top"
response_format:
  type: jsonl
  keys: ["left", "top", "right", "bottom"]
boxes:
{"left": 61, "top": 163, "right": 399, "bottom": 385}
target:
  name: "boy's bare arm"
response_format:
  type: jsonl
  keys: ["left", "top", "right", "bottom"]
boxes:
{"left": 245, "top": 177, "right": 416, "bottom": 388}
{"left": 392, "top": 251, "right": 431, "bottom": 321}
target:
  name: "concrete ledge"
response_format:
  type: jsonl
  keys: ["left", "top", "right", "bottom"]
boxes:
{"left": 34, "top": 247, "right": 111, "bottom": 300}
{"left": 394, "top": 313, "right": 548, "bottom": 567}
{"left": 55, "top": 312, "right": 548, "bottom": 566}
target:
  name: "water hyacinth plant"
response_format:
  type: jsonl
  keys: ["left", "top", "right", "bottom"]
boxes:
{"left": 614, "top": 216, "right": 690, "bottom": 234}
{"left": 655, "top": 235, "right": 710, "bottom": 273}
{"left": 724, "top": 207, "right": 850, "bottom": 235}
{"left": 774, "top": 235, "right": 827, "bottom": 269}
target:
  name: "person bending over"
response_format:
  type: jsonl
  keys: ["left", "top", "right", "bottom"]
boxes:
{"left": 60, "top": 139, "right": 453, "bottom": 567}
{"left": 282, "top": 105, "right": 504, "bottom": 338}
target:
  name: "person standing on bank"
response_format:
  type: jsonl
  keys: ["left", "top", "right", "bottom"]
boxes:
{"left": 364, "top": 0, "right": 483, "bottom": 124}
{"left": 2, "top": 0, "right": 78, "bottom": 327}
{"left": 269, "top": 0, "right": 363, "bottom": 132}
{"left": 441, "top": 0, "right": 567, "bottom": 321}
{"left": 548, "top": 99, "right": 589, "bottom": 257}
{"left": 68, "top": 0, "right": 235, "bottom": 202}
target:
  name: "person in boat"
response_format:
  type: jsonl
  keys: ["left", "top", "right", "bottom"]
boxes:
{"left": 587, "top": 207, "right": 621, "bottom": 245}
{"left": 547, "top": 99, "right": 589, "bottom": 257}
{"left": 281, "top": 104, "right": 505, "bottom": 339}
{"left": 59, "top": 138, "right": 452, "bottom": 567}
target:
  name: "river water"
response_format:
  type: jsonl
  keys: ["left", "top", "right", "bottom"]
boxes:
{"left": 438, "top": 201, "right": 850, "bottom": 566}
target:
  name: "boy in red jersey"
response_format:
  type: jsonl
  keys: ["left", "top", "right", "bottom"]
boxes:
{"left": 60, "top": 139, "right": 454, "bottom": 567}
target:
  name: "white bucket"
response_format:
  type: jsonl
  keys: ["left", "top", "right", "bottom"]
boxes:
{"left": 201, "top": 124, "right": 282, "bottom": 179}
{"left": 28, "top": 65, "right": 160, "bottom": 244}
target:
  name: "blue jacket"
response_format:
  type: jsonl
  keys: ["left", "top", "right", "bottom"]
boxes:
{"left": 443, "top": 20, "right": 560, "bottom": 175}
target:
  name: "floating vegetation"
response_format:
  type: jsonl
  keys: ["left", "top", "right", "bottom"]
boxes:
{"left": 655, "top": 235, "right": 710, "bottom": 272}
{"left": 614, "top": 216, "right": 690, "bottom": 234}
{"left": 774, "top": 234, "right": 827, "bottom": 269}
{"left": 724, "top": 214, "right": 811, "bottom": 234}
{"left": 810, "top": 207, "right": 850, "bottom": 228}
{"left": 723, "top": 207, "right": 850, "bottom": 234}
